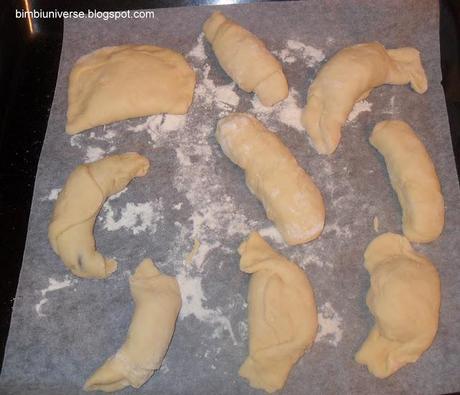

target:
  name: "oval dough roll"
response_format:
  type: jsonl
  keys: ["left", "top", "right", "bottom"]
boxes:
{"left": 355, "top": 233, "right": 441, "bottom": 378}
{"left": 239, "top": 232, "right": 317, "bottom": 393}
{"left": 203, "top": 11, "right": 288, "bottom": 106}
{"left": 84, "top": 258, "right": 182, "bottom": 392}
{"left": 301, "top": 42, "right": 428, "bottom": 154}
{"left": 66, "top": 45, "right": 196, "bottom": 134}
{"left": 216, "top": 113, "right": 325, "bottom": 245}
{"left": 48, "top": 153, "right": 150, "bottom": 279}
{"left": 370, "top": 120, "right": 444, "bottom": 243}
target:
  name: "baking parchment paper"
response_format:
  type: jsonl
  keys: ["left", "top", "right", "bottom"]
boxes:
{"left": 1, "top": 1, "right": 459, "bottom": 394}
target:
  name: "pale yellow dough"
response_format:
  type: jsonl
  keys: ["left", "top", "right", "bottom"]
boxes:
{"left": 355, "top": 233, "right": 441, "bottom": 378}
{"left": 84, "top": 258, "right": 182, "bottom": 392}
{"left": 216, "top": 113, "right": 325, "bottom": 245}
{"left": 48, "top": 153, "right": 150, "bottom": 279}
{"left": 203, "top": 11, "right": 288, "bottom": 106}
{"left": 238, "top": 232, "right": 317, "bottom": 393}
{"left": 66, "top": 45, "right": 196, "bottom": 134}
{"left": 301, "top": 42, "right": 428, "bottom": 154}
{"left": 370, "top": 120, "right": 444, "bottom": 243}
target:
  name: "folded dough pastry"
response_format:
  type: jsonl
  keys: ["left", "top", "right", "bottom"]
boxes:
{"left": 66, "top": 45, "right": 196, "bottom": 134}
{"left": 216, "top": 113, "right": 325, "bottom": 245}
{"left": 355, "top": 233, "right": 441, "bottom": 378}
{"left": 238, "top": 232, "right": 317, "bottom": 393}
{"left": 84, "top": 258, "right": 182, "bottom": 392}
{"left": 301, "top": 42, "right": 428, "bottom": 154}
{"left": 370, "top": 120, "right": 444, "bottom": 243}
{"left": 48, "top": 153, "right": 150, "bottom": 279}
{"left": 203, "top": 11, "right": 288, "bottom": 106}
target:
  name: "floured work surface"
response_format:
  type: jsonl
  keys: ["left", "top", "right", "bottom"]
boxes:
{"left": 1, "top": 1, "right": 459, "bottom": 394}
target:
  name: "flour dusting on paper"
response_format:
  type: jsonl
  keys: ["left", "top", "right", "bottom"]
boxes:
{"left": 347, "top": 100, "right": 372, "bottom": 122}
{"left": 102, "top": 200, "right": 163, "bottom": 235}
{"left": 84, "top": 146, "right": 106, "bottom": 162}
{"left": 177, "top": 270, "right": 237, "bottom": 345}
{"left": 41, "top": 188, "right": 61, "bottom": 201}
{"left": 250, "top": 88, "right": 303, "bottom": 131}
{"left": 275, "top": 40, "right": 325, "bottom": 66}
{"left": 187, "top": 32, "right": 206, "bottom": 61}
{"left": 258, "top": 226, "right": 284, "bottom": 244}
{"left": 35, "top": 276, "right": 77, "bottom": 317}
{"left": 317, "top": 302, "right": 343, "bottom": 346}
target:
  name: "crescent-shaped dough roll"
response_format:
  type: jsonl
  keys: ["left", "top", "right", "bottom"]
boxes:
{"left": 48, "top": 153, "right": 150, "bottom": 279}
{"left": 301, "top": 42, "right": 428, "bottom": 154}
{"left": 370, "top": 120, "right": 444, "bottom": 243}
{"left": 84, "top": 258, "right": 182, "bottom": 392}
{"left": 355, "top": 233, "right": 441, "bottom": 378}
{"left": 203, "top": 11, "right": 288, "bottom": 106}
{"left": 216, "top": 113, "right": 325, "bottom": 245}
{"left": 66, "top": 45, "right": 196, "bottom": 134}
{"left": 238, "top": 232, "right": 317, "bottom": 393}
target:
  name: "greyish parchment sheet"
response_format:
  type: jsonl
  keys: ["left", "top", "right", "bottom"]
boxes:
{"left": 1, "top": 1, "right": 459, "bottom": 394}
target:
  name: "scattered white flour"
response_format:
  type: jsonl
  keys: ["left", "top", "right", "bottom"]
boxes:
{"left": 189, "top": 199, "right": 252, "bottom": 240}
{"left": 107, "top": 187, "right": 128, "bottom": 201}
{"left": 101, "top": 128, "right": 117, "bottom": 139}
{"left": 237, "top": 321, "right": 248, "bottom": 341}
{"left": 258, "top": 226, "right": 284, "bottom": 244}
{"left": 187, "top": 32, "right": 206, "bottom": 61}
{"left": 102, "top": 200, "right": 163, "bottom": 235}
{"left": 128, "top": 114, "right": 187, "bottom": 144}
{"left": 250, "top": 88, "right": 303, "bottom": 131}
{"left": 41, "top": 188, "right": 61, "bottom": 201}
{"left": 193, "top": 63, "right": 240, "bottom": 116}
{"left": 384, "top": 95, "right": 396, "bottom": 114}
{"left": 35, "top": 276, "right": 76, "bottom": 317}
{"left": 317, "top": 302, "right": 343, "bottom": 346}
{"left": 373, "top": 216, "right": 380, "bottom": 233}
{"left": 296, "top": 253, "right": 330, "bottom": 269}
{"left": 70, "top": 134, "right": 84, "bottom": 149}
{"left": 186, "top": 239, "right": 201, "bottom": 264}
{"left": 324, "top": 222, "right": 352, "bottom": 239}
{"left": 177, "top": 270, "right": 237, "bottom": 345}
{"left": 160, "top": 363, "right": 170, "bottom": 374}
{"left": 215, "top": 83, "right": 240, "bottom": 113}
{"left": 90, "top": 128, "right": 118, "bottom": 140}
{"left": 189, "top": 241, "right": 221, "bottom": 271}
{"left": 84, "top": 146, "right": 106, "bottom": 163}
{"left": 173, "top": 202, "right": 183, "bottom": 210}
{"left": 275, "top": 40, "right": 325, "bottom": 66}
{"left": 347, "top": 100, "right": 372, "bottom": 122}
{"left": 176, "top": 147, "right": 192, "bottom": 167}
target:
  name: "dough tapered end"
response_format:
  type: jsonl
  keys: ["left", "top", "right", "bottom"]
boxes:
{"left": 239, "top": 232, "right": 281, "bottom": 273}
{"left": 203, "top": 11, "right": 227, "bottom": 43}
{"left": 239, "top": 356, "right": 289, "bottom": 393}
{"left": 301, "top": 96, "right": 339, "bottom": 155}
{"left": 132, "top": 258, "right": 161, "bottom": 279}
{"left": 104, "top": 259, "right": 118, "bottom": 277}
{"left": 83, "top": 357, "right": 130, "bottom": 392}
{"left": 255, "top": 71, "right": 288, "bottom": 107}
{"left": 386, "top": 47, "right": 428, "bottom": 94}
{"left": 355, "top": 326, "right": 418, "bottom": 379}
{"left": 363, "top": 232, "right": 413, "bottom": 272}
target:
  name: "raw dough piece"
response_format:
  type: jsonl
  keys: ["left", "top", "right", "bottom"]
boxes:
{"left": 66, "top": 45, "right": 196, "bottom": 134}
{"left": 84, "top": 258, "right": 182, "bottom": 392}
{"left": 238, "top": 232, "right": 317, "bottom": 393}
{"left": 301, "top": 42, "right": 428, "bottom": 154}
{"left": 370, "top": 120, "right": 444, "bottom": 243}
{"left": 203, "top": 11, "right": 288, "bottom": 106}
{"left": 216, "top": 113, "right": 325, "bottom": 245}
{"left": 355, "top": 233, "right": 441, "bottom": 378}
{"left": 48, "top": 153, "right": 150, "bottom": 279}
